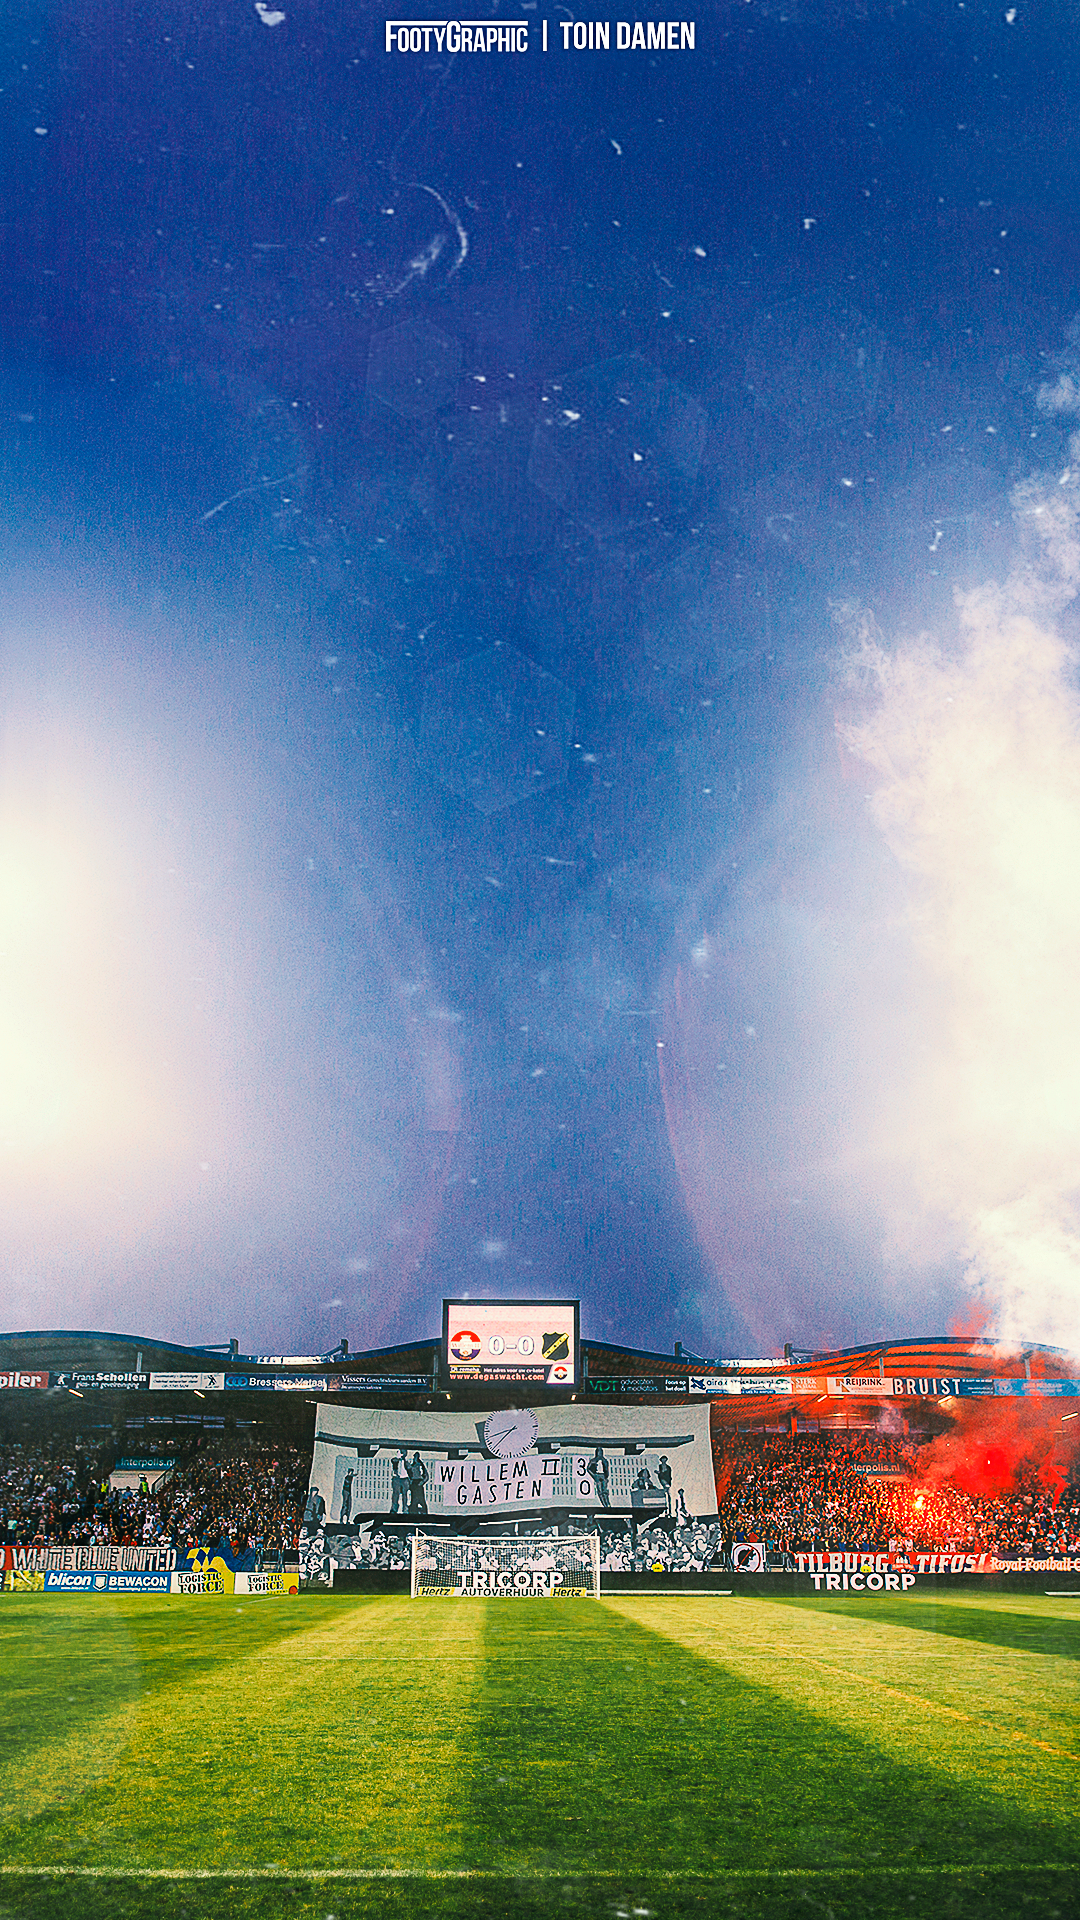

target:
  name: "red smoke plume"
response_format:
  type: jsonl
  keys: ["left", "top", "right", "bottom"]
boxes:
{"left": 947, "top": 1302, "right": 994, "bottom": 1340}
{"left": 918, "top": 1395, "right": 1078, "bottom": 1504}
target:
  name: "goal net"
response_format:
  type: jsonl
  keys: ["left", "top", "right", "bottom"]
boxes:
{"left": 410, "top": 1532, "right": 601, "bottom": 1598}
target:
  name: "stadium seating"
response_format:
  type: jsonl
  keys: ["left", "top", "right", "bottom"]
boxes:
{"left": 0, "top": 1435, "right": 307, "bottom": 1554}
{"left": 711, "top": 1432, "right": 1080, "bottom": 1560}
{"left": 4, "top": 1429, "right": 1077, "bottom": 1564}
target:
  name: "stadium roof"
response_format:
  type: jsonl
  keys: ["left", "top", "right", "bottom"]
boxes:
{"left": 1, "top": 1326, "right": 1073, "bottom": 1378}
{"left": 0, "top": 1328, "right": 240, "bottom": 1370}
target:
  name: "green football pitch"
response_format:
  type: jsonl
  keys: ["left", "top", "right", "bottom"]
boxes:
{"left": 0, "top": 1591, "right": 1076, "bottom": 1920}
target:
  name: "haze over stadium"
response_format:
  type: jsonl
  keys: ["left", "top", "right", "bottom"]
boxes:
{"left": 662, "top": 461, "right": 1080, "bottom": 1353}
{"left": 0, "top": 1, "right": 1077, "bottom": 1370}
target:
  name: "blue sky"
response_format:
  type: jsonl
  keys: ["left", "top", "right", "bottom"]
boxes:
{"left": 1, "top": 1, "right": 1079, "bottom": 1357}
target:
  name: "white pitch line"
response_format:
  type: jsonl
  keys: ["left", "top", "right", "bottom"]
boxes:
{"left": 3, "top": 1864, "right": 1076, "bottom": 1883}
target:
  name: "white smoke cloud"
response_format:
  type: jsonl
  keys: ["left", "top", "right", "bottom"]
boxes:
{"left": 663, "top": 442, "right": 1080, "bottom": 1355}
{"left": 839, "top": 470, "right": 1080, "bottom": 1350}
{"left": 1034, "top": 371, "right": 1080, "bottom": 418}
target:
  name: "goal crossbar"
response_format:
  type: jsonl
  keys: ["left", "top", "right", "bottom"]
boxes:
{"left": 410, "top": 1532, "right": 600, "bottom": 1598}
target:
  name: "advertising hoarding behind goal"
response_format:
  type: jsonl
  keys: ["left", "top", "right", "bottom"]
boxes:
{"left": 411, "top": 1532, "right": 600, "bottom": 1598}
{"left": 443, "top": 1298, "right": 579, "bottom": 1386}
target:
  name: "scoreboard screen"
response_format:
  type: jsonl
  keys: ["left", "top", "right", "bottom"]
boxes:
{"left": 442, "top": 1299, "right": 580, "bottom": 1387}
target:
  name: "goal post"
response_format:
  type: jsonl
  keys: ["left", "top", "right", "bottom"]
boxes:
{"left": 410, "top": 1531, "right": 601, "bottom": 1598}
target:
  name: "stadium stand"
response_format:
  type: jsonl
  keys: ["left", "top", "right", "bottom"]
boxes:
{"left": 0, "top": 1434, "right": 307, "bottom": 1554}
{"left": 6, "top": 1427, "right": 1077, "bottom": 1566}
{"left": 711, "top": 1432, "right": 1080, "bottom": 1561}
{"left": 3, "top": 1324, "right": 1078, "bottom": 1584}
{"left": 0, "top": 1437, "right": 99, "bottom": 1547}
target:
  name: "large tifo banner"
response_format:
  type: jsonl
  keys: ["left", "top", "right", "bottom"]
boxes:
{"left": 308, "top": 1402, "right": 717, "bottom": 1526}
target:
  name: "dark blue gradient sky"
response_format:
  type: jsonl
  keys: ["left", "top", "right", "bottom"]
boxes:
{"left": 2, "top": 1, "right": 1080, "bottom": 1357}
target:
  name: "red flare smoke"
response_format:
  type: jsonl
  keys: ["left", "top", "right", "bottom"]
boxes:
{"left": 919, "top": 1395, "right": 1078, "bottom": 1502}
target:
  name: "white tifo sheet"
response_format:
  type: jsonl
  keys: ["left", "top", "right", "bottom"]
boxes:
{"left": 308, "top": 1401, "right": 717, "bottom": 1525}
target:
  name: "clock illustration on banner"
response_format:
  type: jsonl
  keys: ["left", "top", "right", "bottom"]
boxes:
{"left": 483, "top": 1408, "right": 539, "bottom": 1459}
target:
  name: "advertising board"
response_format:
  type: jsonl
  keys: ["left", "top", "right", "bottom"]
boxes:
{"left": 1, "top": 1544, "right": 176, "bottom": 1572}
{"left": 678, "top": 1372, "right": 1080, "bottom": 1400}
{"left": 223, "top": 1374, "right": 329, "bottom": 1391}
{"left": 890, "top": 1377, "right": 967, "bottom": 1396}
{"left": 691, "top": 1375, "right": 793, "bottom": 1396}
{"left": 43, "top": 1569, "right": 170, "bottom": 1592}
{"left": 990, "top": 1378, "right": 1080, "bottom": 1396}
{"left": 44, "top": 1570, "right": 106, "bottom": 1591}
{"left": 136, "top": 1370, "right": 436, "bottom": 1393}
{"left": 0, "top": 1369, "right": 48, "bottom": 1390}
{"left": 587, "top": 1377, "right": 689, "bottom": 1396}
{"left": 170, "top": 1569, "right": 229, "bottom": 1594}
{"left": 337, "top": 1375, "right": 434, "bottom": 1392}
{"left": 250, "top": 1353, "right": 338, "bottom": 1365}
{"left": 148, "top": 1372, "right": 226, "bottom": 1391}
{"left": 52, "top": 1371, "right": 149, "bottom": 1391}
{"left": 234, "top": 1569, "right": 299, "bottom": 1595}
{"left": 805, "top": 1569, "right": 917, "bottom": 1592}
{"left": 443, "top": 1298, "right": 579, "bottom": 1386}
{"left": 28, "top": 1565, "right": 297, "bottom": 1596}
{"left": 826, "top": 1376, "right": 895, "bottom": 1396}
{"left": 105, "top": 1571, "right": 172, "bottom": 1592}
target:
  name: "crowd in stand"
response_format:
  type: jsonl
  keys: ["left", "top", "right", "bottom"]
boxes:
{"left": 0, "top": 1436, "right": 307, "bottom": 1556}
{"left": 4, "top": 1429, "right": 1077, "bottom": 1569}
{"left": 710, "top": 1432, "right": 1080, "bottom": 1559}
{"left": 0, "top": 1439, "right": 96, "bottom": 1548}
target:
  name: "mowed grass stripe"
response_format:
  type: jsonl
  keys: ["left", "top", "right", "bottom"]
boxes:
{"left": 780, "top": 1591, "right": 1080, "bottom": 1661}
{"left": 0, "top": 1598, "right": 148, "bottom": 1828}
{"left": 775, "top": 1645, "right": 1074, "bottom": 1760}
{"left": 759, "top": 1590, "right": 1080, "bottom": 1753}
{"left": 0, "top": 1596, "right": 486, "bottom": 1872}
{"left": 0, "top": 1593, "right": 335, "bottom": 1837}
{"left": 3, "top": 1591, "right": 1075, "bottom": 1903}
{"left": 604, "top": 1592, "right": 1080, "bottom": 1779}
{"left": 0, "top": 1587, "right": 332, "bottom": 1827}
{"left": 464, "top": 1601, "right": 1067, "bottom": 1875}
{"left": 3, "top": 1866, "right": 1079, "bottom": 1920}
{"left": 4, "top": 1860, "right": 1079, "bottom": 1879}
